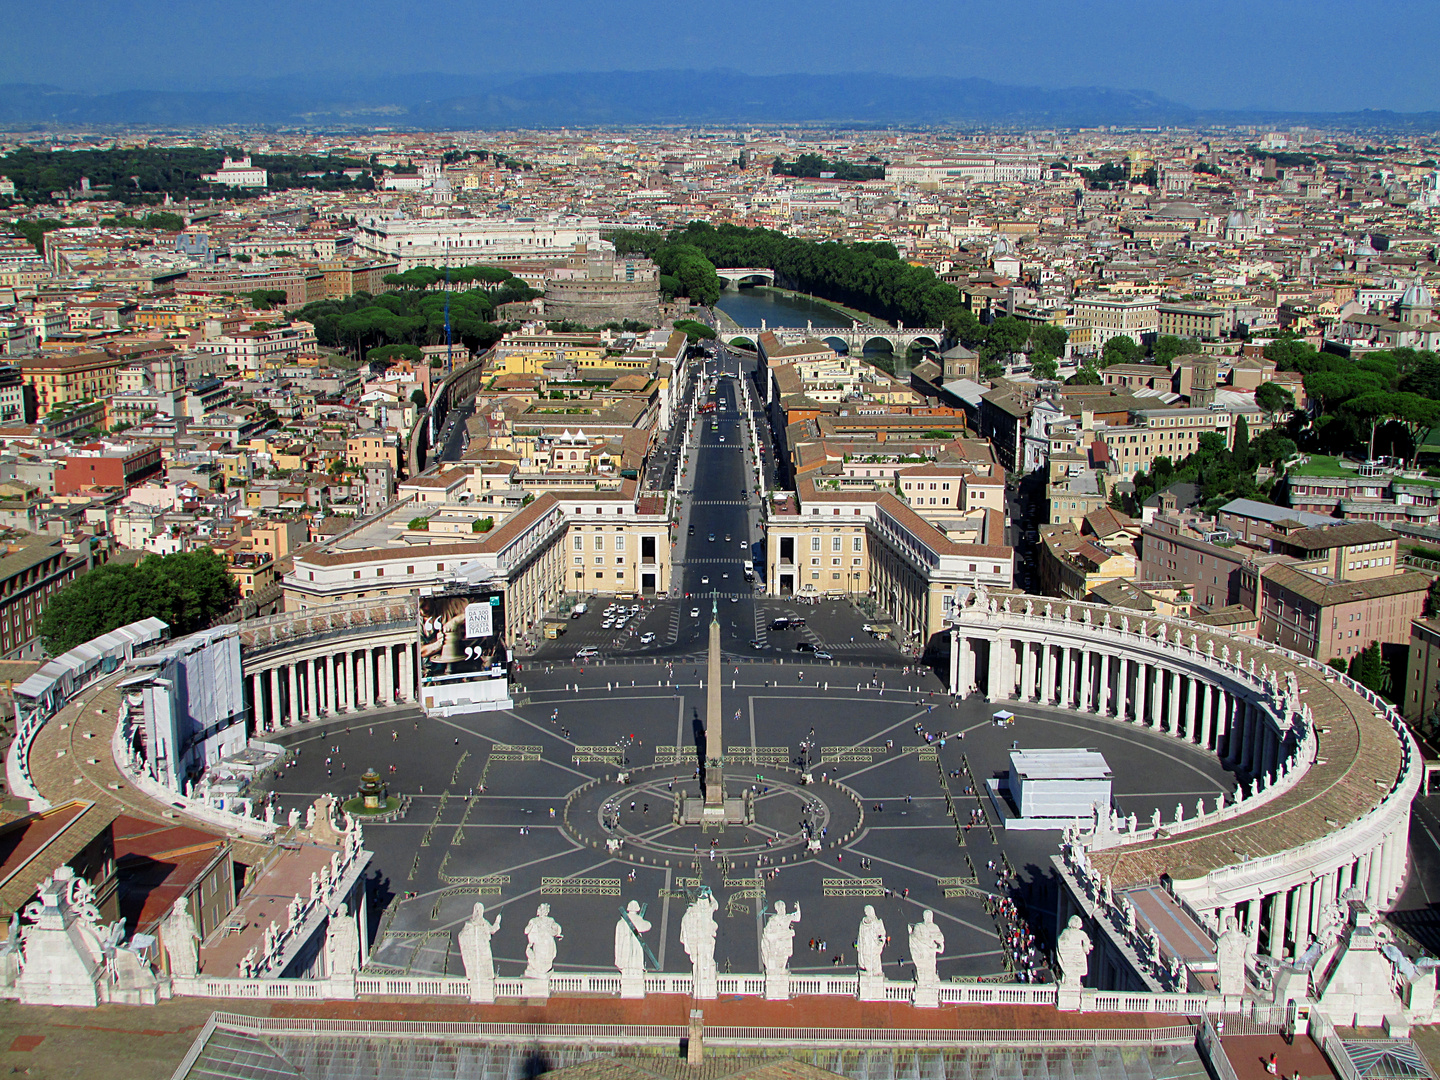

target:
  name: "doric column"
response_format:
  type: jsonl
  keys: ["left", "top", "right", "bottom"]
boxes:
{"left": 1080, "top": 649, "right": 1093, "bottom": 712}
{"left": 1117, "top": 657, "right": 1130, "bottom": 719}
{"left": 1133, "top": 662, "right": 1147, "bottom": 725}
{"left": 986, "top": 638, "right": 1005, "bottom": 702}
{"left": 1294, "top": 880, "right": 1313, "bottom": 953}
{"left": 251, "top": 672, "right": 266, "bottom": 731}
{"left": 398, "top": 644, "right": 413, "bottom": 703}
{"left": 1380, "top": 832, "right": 1402, "bottom": 905}
{"left": 1041, "top": 643, "right": 1055, "bottom": 704}
{"left": 1167, "top": 670, "right": 1182, "bottom": 735}
{"left": 286, "top": 664, "right": 301, "bottom": 725}
{"left": 1098, "top": 653, "right": 1111, "bottom": 715}
{"left": 1199, "top": 683, "right": 1214, "bottom": 750}
{"left": 306, "top": 659, "right": 318, "bottom": 721}
{"left": 1268, "top": 888, "right": 1288, "bottom": 959}
{"left": 1060, "top": 646, "right": 1074, "bottom": 708}
{"left": 1185, "top": 677, "right": 1199, "bottom": 742}
{"left": 269, "top": 669, "right": 283, "bottom": 734}
{"left": 363, "top": 647, "right": 376, "bottom": 708}
{"left": 325, "top": 654, "right": 337, "bottom": 715}
{"left": 1241, "top": 705, "right": 1258, "bottom": 773}
{"left": 1021, "top": 640, "right": 1036, "bottom": 701}
{"left": 380, "top": 645, "right": 394, "bottom": 706}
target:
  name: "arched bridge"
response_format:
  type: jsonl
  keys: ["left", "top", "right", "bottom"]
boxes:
{"left": 714, "top": 267, "right": 776, "bottom": 289}
{"left": 721, "top": 323, "right": 947, "bottom": 355}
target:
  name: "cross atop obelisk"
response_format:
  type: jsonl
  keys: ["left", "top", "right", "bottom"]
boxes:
{"left": 703, "top": 593, "right": 725, "bottom": 810}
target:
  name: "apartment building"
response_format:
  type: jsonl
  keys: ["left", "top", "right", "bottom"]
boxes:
{"left": 17, "top": 351, "right": 124, "bottom": 415}
{"left": 0, "top": 534, "right": 96, "bottom": 658}
{"left": 1405, "top": 617, "right": 1440, "bottom": 724}
{"left": 193, "top": 325, "right": 318, "bottom": 374}
{"left": 763, "top": 481, "right": 1012, "bottom": 644}
{"left": 1069, "top": 295, "right": 1160, "bottom": 348}
{"left": 1242, "top": 562, "right": 1430, "bottom": 662}
{"left": 1157, "top": 304, "right": 1227, "bottom": 341}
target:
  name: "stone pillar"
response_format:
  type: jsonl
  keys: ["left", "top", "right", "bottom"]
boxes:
{"left": 986, "top": 639, "right": 1004, "bottom": 702}
{"left": 1294, "top": 880, "right": 1312, "bottom": 953}
{"left": 1185, "top": 677, "right": 1199, "bottom": 743}
{"left": 1098, "top": 653, "right": 1111, "bottom": 715}
{"left": 1199, "top": 683, "right": 1214, "bottom": 751}
{"left": 1041, "top": 643, "right": 1055, "bottom": 704}
{"left": 1133, "top": 662, "right": 1147, "bottom": 725}
{"left": 306, "top": 659, "right": 319, "bottom": 721}
{"left": 1021, "top": 640, "right": 1036, "bottom": 701}
{"left": 1240, "top": 705, "right": 1256, "bottom": 773}
{"left": 251, "top": 673, "right": 266, "bottom": 732}
{"left": 398, "top": 644, "right": 413, "bottom": 703}
{"left": 380, "top": 645, "right": 394, "bottom": 706}
{"left": 1268, "top": 888, "right": 1287, "bottom": 959}
{"left": 1364, "top": 849, "right": 1384, "bottom": 907}
{"left": 1117, "top": 657, "right": 1130, "bottom": 719}
{"left": 269, "top": 669, "right": 283, "bottom": 734}
{"left": 363, "top": 648, "right": 376, "bottom": 709}
{"left": 1060, "top": 646, "right": 1074, "bottom": 708}
{"left": 1167, "top": 670, "right": 1182, "bottom": 735}
{"left": 326, "top": 654, "right": 337, "bottom": 715}
{"left": 284, "top": 664, "right": 298, "bottom": 725}
{"left": 1380, "top": 832, "right": 1401, "bottom": 905}
{"left": 1080, "top": 649, "right": 1093, "bottom": 712}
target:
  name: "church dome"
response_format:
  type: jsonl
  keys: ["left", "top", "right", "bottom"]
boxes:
{"left": 1226, "top": 209, "right": 1254, "bottom": 230}
{"left": 1402, "top": 278, "right": 1433, "bottom": 309}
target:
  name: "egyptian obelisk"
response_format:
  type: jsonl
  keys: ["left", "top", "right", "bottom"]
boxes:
{"left": 703, "top": 595, "right": 725, "bottom": 812}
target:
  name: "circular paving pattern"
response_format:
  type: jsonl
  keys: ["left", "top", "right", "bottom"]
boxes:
{"left": 561, "top": 763, "right": 864, "bottom": 867}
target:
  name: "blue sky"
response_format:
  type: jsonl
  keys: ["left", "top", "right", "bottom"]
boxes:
{"left": 4, "top": 0, "right": 1438, "bottom": 113}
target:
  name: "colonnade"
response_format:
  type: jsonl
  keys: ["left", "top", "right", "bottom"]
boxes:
{"left": 952, "top": 632, "right": 1286, "bottom": 776}
{"left": 949, "top": 604, "right": 1418, "bottom": 975}
{"left": 248, "top": 640, "right": 419, "bottom": 732}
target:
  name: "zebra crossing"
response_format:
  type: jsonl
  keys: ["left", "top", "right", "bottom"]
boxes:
{"left": 690, "top": 499, "right": 749, "bottom": 506}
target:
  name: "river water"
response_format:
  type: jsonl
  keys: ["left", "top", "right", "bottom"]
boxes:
{"left": 716, "top": 287, "right": 853, "bottom": 330}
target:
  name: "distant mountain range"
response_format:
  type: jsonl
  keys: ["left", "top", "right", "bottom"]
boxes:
{"left": 0, "top": 71, "right": 1436, "bottom": 130}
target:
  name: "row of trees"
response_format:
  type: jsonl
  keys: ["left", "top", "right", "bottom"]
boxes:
{"left": 0, "top": 147, "right": 374, "bottom": 205}
{"left": 296, "top": 266, "right": 540, "bottom": 361}
{"left": 1118, "top": 419, "right": 1298, "bottom": 517}
{"left": 612, "top": 222, "right": 986, "bottom": 343}
{"left": 976, "top": 316, "right": 1067, "bottom": 378}
{"left": 771, "top": 154, "right": 886, "bottom": 182}
{"left": 1269, "top": 340, "right": 1440, "bottom": 464}
{"left": 39, "top": 549, "right": 238, "bottom": 654}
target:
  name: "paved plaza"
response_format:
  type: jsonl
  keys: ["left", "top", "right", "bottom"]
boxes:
{"left": 264, "top": 658, "right": 1233, "bottom": 984}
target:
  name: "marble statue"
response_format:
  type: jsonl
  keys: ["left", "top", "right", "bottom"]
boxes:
{"left": 1056, "top": 915, "right": 1092, "bottom": 989}
{"left": 1102, "top": 612, "right": 1111, "bottom": 629}
{"left": 325, "top": 902, "right": 360, "bottom": 979}
{"left": 524, "top": 904, "right": 563, "bottom": 979}
{"left": 1174, "top": 803, "right": 1184, "bottom": 825}
{"left": 240, "top": 948, "right": 256, "bottom": 979}
{"left": 1151, "top": 808, "right": 1161, "bottom": 830}
{"left": 1128, "top": 812, "right": 1138, "bottom": 833}
{"left": 287, "top": 808, "right": 300, "bottom": 829}
{"left": 909, "top": 910, "right": 945, "bottom": 989}
{"left": 1082, "top": 608, "right": 1092, "bottom": 626}
{"left": 160, "top": 897, "right": 201, "bottom": 978}
{"left": 1023, "top": 598, "right": 1034, "bottom": 616}
{"left": 1196, "top": 798, "right": 1205, "bottom": 820}
{"left": 615, "top": 900, "right": 651, "bottom": 982}
{"left": 857, "top": 905, "right": 887, "bottom": 979}
{"left": 458, "top": 902, "right": 500, "bottom": 1000}
{"left": 680, "top": 892, "right": 719, "bottom": 998}
{"left": 761, "top": 901, "right": 801, "bottom": 977}
{"left": 265, "top": 803, "right": 275, "bottom": 826}
{"left": 1121, "top": 615, "right": 1130, "bottom": 634}
{"left": 1216, "top": 915, "right": 1248, "bottom": 996}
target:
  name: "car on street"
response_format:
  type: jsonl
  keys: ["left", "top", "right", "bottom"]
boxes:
{"left": 708, "top": 533, "right": 715, "bottom": 541}
{"left": 719, "top": 435, "right": 725, "bottom": 442}
{"left": 701, "top": 575, "right": 710, "bottom": 585}
{"left": 769, "top": 617, "right": 790, "bottom": 630}
{"left": 795, "top": 642, "right": 818, "bottom": 653}
{"left": 724, "top": 533, "right": 731, "bottom": 541}
{"left": 813, "top": 650, "right": 833, "bottom": 660}
{"left": 689, "top": 607, "right": 700, "bottom": 617}
{"left": 576, "top": 646, "right": 600, "bottom": 659}
{"left": 640, "top": 632, "right": 656, "bottom": 645}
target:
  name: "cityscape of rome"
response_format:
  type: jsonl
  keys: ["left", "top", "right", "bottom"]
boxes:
{"left": 4, "top": 2, "right": 1440, "bottom": 1078}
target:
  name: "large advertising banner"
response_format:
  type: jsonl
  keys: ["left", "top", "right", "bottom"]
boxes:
{"left": 419, "top": 589, "right": 508, "bottom": 686}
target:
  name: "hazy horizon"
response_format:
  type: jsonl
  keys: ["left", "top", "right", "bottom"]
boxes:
{"left": 3, "top": 0, "right": 1439, "bottom": 115}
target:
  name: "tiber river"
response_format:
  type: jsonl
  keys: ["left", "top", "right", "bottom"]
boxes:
{"left": 715, "top": 287, "right": 915, "bottom": 377}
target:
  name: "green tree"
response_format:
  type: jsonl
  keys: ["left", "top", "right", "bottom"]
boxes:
{"left": 1232, "top": 414, "right": 1252, "bottom": 473}
{"left": 1348, "top": 641, "right": 1392, "bottom": 698}
{"left": 410, "top": 388, "right": 427, "bottom": 408}
{"left": 1099, "top": 336, "right": 1142, "bottom": 368}
{"left": 39, "top": 549, "right": 238, "bottom": 654}
{"left": 1031, "top": 355, "right": 1059, "bottom": 381}
{"left": 1067, "top": 365, "right": 1103, "bottom": 386}
{"left": 1255, "top": 382, "right": 1296, "bottom": 418}
{"left": 674, "top": 319, "right": 717, "bottom": 342}
{"left": 1152, "top": 335, "right": 1200, "bottom": 368}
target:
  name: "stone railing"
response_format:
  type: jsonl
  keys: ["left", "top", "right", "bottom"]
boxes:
{"left": 5, "top": 696, "right": 50, "bottom": 810}
{"left": 238, "top": 597, "right": 418, "bottom": 659}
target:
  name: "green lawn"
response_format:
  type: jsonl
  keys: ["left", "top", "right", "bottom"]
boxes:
{"left": 1287, "top": 454, "right": 1349, "bottom": 477}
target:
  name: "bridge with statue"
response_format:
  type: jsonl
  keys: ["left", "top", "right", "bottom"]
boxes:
{"left": 720, "top": 321, "right": 948, "bottom": 355}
